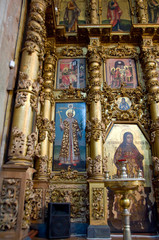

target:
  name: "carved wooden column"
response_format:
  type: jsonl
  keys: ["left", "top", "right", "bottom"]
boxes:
{"left": 86, "top": 38, "right": 110, "bottom": 239}
{"left": 135, "top": 0, "right": 147, "bottom": 23}
{"left": 141, "top": 38, "right": 159, "bottom": 158}
{"left": 8, "top": 0, "right": 48, "bottom": 166}
{"left": 141, "top": 38, "right": 159, "bottom": 225}
{"left": 35, "top": 52, "right": 56, "bottom": 180}
{"left": 90, "top": 0, "right": 98, "bottom": 24}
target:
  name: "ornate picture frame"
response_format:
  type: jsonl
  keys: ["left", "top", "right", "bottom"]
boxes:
{"left": 105, "top": 58, "right": 138, "bottom": 89}
{"left": 56, "top": 58, "right": 86, "bottom": 89}
{"left": 53, "top": 102, "right": 86, "bottom": 171}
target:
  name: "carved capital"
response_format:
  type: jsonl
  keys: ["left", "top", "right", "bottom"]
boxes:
{"left": 86, "top": 118, "right": 106, "bottom": 142}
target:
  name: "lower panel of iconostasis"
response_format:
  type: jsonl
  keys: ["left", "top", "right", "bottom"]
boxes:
{"left": 31, "top": 180, "right": 158, "bottom": 237}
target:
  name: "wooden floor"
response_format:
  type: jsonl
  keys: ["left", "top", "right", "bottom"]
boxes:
{"left": 32, "top": 234, "right": 159, "bottom": 240}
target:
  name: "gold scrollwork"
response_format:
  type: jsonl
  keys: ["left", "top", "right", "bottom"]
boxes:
{"left": 36, "top": 115, "right": 55, "bottom": 142}
{"left": 92, "top": 188, "right": 104, "bottom": 220}
{"left": 0, "top": 179, "right": 20, "bottom": 231}
{"left": 61, "top": 47, "right": 83, "bottom": 57}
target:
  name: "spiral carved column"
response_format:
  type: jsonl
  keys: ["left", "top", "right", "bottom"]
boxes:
{"left": 141, "top": 39, "right": 159, "bottom": 158}
{"left": 35, "top": 53, "right": 57, "bottom": 180}
{"left": 87, "top": 47, "right": 103, "bottom": 180}
{"left": 135, "top": 0, "right": 147, "bottom": 23}
{"left": 87, "top": 40, "right": 110, "bottom": 238}
{"left": 8, "top": 0, "right": 48, "bottom": 166}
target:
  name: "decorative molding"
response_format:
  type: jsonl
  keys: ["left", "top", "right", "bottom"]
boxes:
{"left": 47, "top": 185, "right": 88, "bottom": 222}
{"left": 31, "top": 189, "right": 43, "bottom": 220}
{"left": 101, "top": 45, "right": 139, "bottom": 59}
{"left": 86, "top": 118, "right": 106, "bottom": 142}
{"left": 61, "top": 47, "right": 83, "bottom": 57}
{"left": 9, "top": 127, "right": 25, "bottom": 156}
{"left": 36, "top": 115, "right": 55, "bottom": 143}
{"left": 22, "top": 180, "right": 34, "bottom": 229}
{"left": 50, "top": 166, "right": 87, "bottom": 182}
{"left": 92, "top": 188, "right": 104, "bottom": 220}
{"left": 0, "top": 179, "right": 20, "bottom": 231}
{"left": 56, "top": 84, "right": 86, "bottom": 100}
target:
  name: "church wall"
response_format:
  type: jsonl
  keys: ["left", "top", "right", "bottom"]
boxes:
{"left": 0, "top": 0, "right": 27, "bottom": 168}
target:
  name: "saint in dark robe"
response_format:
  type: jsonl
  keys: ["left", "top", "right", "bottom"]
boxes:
{"left": 64, "top": 0, "right": 81, "bottom": 32}
{"left": 114, "top": 132, "right": 144, "bottom": 176}
{"left": 59, "top": 109, "right": 81, "bottom": 166}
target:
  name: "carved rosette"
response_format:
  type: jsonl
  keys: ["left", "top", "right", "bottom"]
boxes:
{"left": 92, "top": 188, "right": 104, "bottom": 220}
{"left": 135, "top": 0, "right": 147, "bottom": 23}
{"left": 0, "top": 179, "right": 20, "bottom": 231}
{"left": 22, "top": 180, "right": 34, "bottom": 229}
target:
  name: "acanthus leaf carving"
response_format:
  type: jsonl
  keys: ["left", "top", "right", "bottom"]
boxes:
{"left": 61, "top": 47, "right": 83, "bottom": 57}
{"left": 36, "top": 115, "right": 55, "bottom": 142}
{"left": 92, "top": 188, "right": 104, "bottom": 220}
{"left": 0, "top": 179, "right": 20, "bottom": 231}
{"left": 9, "top": 127, "right": 25, "bottom": 156}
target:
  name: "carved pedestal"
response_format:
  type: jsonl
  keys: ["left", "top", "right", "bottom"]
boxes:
{"left": 87, "top": 181, "right": 110, "bottom": 239}
{"left": 0, "top": 165, "right": 35, "bottom": 240}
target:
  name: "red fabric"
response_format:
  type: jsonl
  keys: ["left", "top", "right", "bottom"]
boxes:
{"left": 107, "top": 2, "right": 122, "bottom": 27}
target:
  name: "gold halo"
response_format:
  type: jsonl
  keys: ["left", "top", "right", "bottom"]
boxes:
{"left": 66, "top": 109, "right": 75, "bottom": 117}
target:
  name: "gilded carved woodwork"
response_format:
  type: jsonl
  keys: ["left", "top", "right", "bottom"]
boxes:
{"left": 90, "top": 0, "right": 98, "bottom": 24}
{"left": 60, "top": 47, "right": 84, "bottom": 57}
{"left": 36, "top": 115, "right": 55, "bottom": 142}
{"left": 9, "top": 127, "right": 25, "bottom": 156}
{"left": 0, "top": 179, "right": 20, "bottom": 231}
{"left": 22, "top": 180, "right": 34, "bottom": 229}
{"left": 102, "top": 84, "right": 150, "bottom": 131}
{"left": 92, "top": 188, "right": 104, "bottom": 220}
{"left": 101, "top": 44, "right": 139, "bottom": 59}
{"left": 31, "top": 189, "right": 43, "bottom": 220}
{"left": 86, "top": 118, "right": 106, "bottom": 142}
{"left": 50, "top": 166, "right": 87, "bottom": 182}
{"left": 56, "top": 84, "right": 86, "bottom": 100}
{"left": 135, "top": 0, "right": 147, "bottom": 23}
{"left": 152, "top": 156, "right": 159, "bottom": 177}
{"left": 35, "top": 155, "right": 48, "bottom": 180}
{"left": 47, "top": 184, "right": 88, "bottom": 222}
{"left": 87, "top": 155, "right": 108, "bottom": 177}
{"left": 24, "top": 0, "right": 47, "bottom": 56}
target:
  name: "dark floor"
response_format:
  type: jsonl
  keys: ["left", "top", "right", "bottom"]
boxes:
{"left": 32, "top": 234, "right": 159, "bottom": 240}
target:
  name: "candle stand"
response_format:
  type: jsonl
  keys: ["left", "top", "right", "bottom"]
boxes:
{"left": 104, "top": 160, "right": 145, "bottom": 240}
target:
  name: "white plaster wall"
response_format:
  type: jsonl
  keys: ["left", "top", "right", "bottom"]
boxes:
{"left": 0, "top": 0, "right": 24, "bottom": 167}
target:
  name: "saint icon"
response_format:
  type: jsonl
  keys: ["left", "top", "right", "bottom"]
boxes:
{"left": 114, "top": 132, "right": 144, "bottom": 176}
{"left": 59, "top": 108, "right": 81, "bottom": 166}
